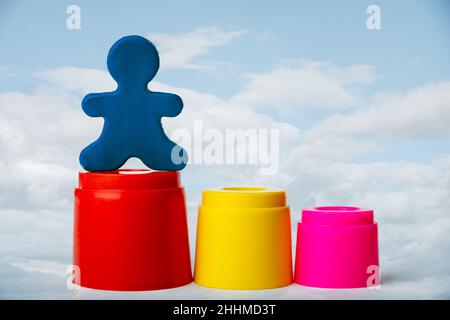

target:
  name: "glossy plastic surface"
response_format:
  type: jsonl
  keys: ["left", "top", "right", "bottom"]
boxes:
{"left": 194, "top": 187, "right": 293, "bottom": 290}
{"left": 73, "top": 170, "right": 192, "bottom": 291}
{"left": 294, "top": 206, "right": 380, "bottom": 289}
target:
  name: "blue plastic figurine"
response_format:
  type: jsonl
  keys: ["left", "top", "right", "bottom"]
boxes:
{"left": 80, "top": 35, "right": 188, "bottom": 171}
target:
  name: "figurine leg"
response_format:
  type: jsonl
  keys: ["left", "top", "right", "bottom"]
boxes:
{"left": 79, "top": 140, "right": 129, "bottom": 172}
{"left": 140, "top": 142, "right": 188, "bottom": 171}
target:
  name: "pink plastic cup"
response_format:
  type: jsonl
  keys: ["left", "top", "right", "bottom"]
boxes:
{"left": 294, "top": 206, "right": 380, "bottom": 289}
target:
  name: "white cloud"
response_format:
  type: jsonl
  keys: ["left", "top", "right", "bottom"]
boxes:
{"left": 281, "top": 81, "right": 450, "bottom": 165}
{"left": 37, "top": 67, "right": 115, "bottom": 93}
{"left": 0, "top": 86, "right": 97, "bottom": 211}
{"left": 149, "top": 27, "right": 248, "bottom": 71}
{"left": 310, "top": 81, "right": 450, "bottom": 140}
{"left": 231, "top": 60, "right": 377, "bottom": 112}
{"left": 7, "top": 256, "right": 67, "bottom": 276}
{"left": 255, "top": 31, "right": 275, "bottom": 43}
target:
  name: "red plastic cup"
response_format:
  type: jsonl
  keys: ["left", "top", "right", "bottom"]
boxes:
{"left": 73, "top": 169, "right": 192, "bottom": 291}
{"left": 294, "top": 206, "right": 380, "bottom": 289}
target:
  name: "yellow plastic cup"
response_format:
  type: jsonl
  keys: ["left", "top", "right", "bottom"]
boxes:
{"left": 194, "top": 187, "right": 293, "bottom": 290}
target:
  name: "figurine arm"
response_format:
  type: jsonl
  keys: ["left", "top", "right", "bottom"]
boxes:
{"left": 151, "top": 92, "right": 183, "bottom": 117}
{"left": 82, "top": 93, "right": 112, "bottom": 117}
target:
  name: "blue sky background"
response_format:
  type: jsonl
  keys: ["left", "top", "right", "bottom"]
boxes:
{"left": 0, "top": 0, "right": 450, "bottom": 299}
{"left": 2, "top": 0, "right": 450, "bottom": 92}
{"left": 2, "top": 0, "right": 450, "bottom": 162}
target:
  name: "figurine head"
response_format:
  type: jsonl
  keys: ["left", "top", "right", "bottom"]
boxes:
{"left": 107, "top": 35, "right": 160, "bottom": 88}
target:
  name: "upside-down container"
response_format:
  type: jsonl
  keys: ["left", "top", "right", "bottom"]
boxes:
{"left": 73, "top": 170, "right": 192, "bottom": 291}
{"left": 294, "top": 206, "right": 380, "bottom": 289}
{"left": 194, "top": 187, "right": 293, "bottom": 290}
